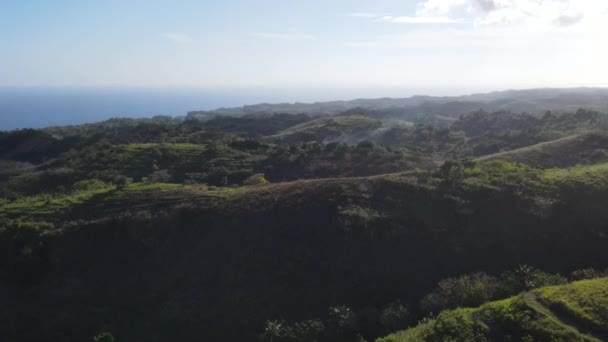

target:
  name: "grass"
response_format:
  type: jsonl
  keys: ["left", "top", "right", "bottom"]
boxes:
{"left": 543, "top": 162, "right": 608, "bottom": 185}
{"left": 535, "top": 278, "right": 608, "bottom": 335}
{"left": 377, "top": 278, "right": 608, "bottom": 342}
{"left": 478, "top": 131, "right": 608, "bottom": 168}
{"left": 124, "top": 143, "right": 206, "bottom": 154}
{"left": 0, "top": 186, "right": 116, "bottom": 217}
{"left": 270, "top": 115, "right": 382, "bottom": 141}
{"left": 122, "top": 182, "right": 187, "bottom": 192}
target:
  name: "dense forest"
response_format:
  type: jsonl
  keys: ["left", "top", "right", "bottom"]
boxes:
{"left": 1, "top": 88, "right": 608, "bottom": 341}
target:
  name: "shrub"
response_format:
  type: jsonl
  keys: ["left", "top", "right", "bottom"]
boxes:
{"left": 114, "top": 175, "right": 133, "bottom": 189}
{"left": 72, "top": 178, "right": 107, "bottom": 192}
{"left": 498, "top": 265, "right": 568, "bottom": 295}
{"left": 380, "top": 302, "right": 411, "bottom": 334}
{"left": 146, "top": 170, "right": 171, "bottom": 184}
{"left": 569, "top": 268, "right": 607, "bottom": 281}
{"left": 421, "top": 273, "right": 499, "bottom": 314}
{"left": 93, "top": 332, "right": 114, "bottom": 342}
{"left": 243, "top": 173, "right": 269, "bottom": 186}
{"left": 261, "top": 319, "right": 324, "bottom": 342}
{"left": 289, "top": 319, "right": 324, "bottom": 342}
{"left": 429, "top": 308, "right": 489, "bottom": 342}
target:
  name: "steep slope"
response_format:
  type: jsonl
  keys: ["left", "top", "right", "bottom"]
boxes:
{"left": 478, "top": 131, "right": 608, "bottom": 168}
{"left": 378, "top": 278, "right": 608, "bottom": 342}
{"left": 2, "top": 162, "right": 608, "bottom": 341}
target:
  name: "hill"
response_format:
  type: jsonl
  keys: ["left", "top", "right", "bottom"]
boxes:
{"left": 2, "top": 160, "right": 608, "bottom": 341}
{"left": 2, "top": 88, "right": 608, "bottom": 341}
{"left": 478, "top": 131, "right": 608, "bottom": 168}
{"left": 187, "top": 88, "right": 608, "bottom": 119}
{"left": 267, "top": 115, "right": 383, "bottom": 143}
{"left": 378, "top": 277, "right": 608, "bottom": 342}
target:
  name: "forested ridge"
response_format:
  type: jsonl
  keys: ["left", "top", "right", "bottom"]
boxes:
{"left": 2, "top": 88, "right": 608, "bottom": 341}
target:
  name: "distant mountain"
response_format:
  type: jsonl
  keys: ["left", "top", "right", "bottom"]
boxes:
{"left": 188, "top": 87, "right": 608, "bottom": 119}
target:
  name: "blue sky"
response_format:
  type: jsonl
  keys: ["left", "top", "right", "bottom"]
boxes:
{"left": 2, "top": 0, "right": 608, "bottom": 92}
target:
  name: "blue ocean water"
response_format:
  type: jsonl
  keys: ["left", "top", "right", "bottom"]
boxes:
{"left": 0, "top": 88, "right": 272, "bottom": 131}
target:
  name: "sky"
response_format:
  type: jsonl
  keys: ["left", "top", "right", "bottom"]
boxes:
{"left": 2, "top": 0, "right": 608, "bottom": 92}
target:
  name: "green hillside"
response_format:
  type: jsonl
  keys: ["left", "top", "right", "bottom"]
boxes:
{"left": 378, "top": 278, "right": 608, "bottom": 342}
{"left": 478, "top": 131, "right": 608, "bottom": 168}
{"left": 2, "top": 159, "right": 608, "bottom": 341}
{"left": 267, "top": 115, "right": 383, "bottom": 143}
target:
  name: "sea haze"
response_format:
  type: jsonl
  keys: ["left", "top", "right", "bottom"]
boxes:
{"left": 0, "top": 86, "right": 482, "bottom": 131}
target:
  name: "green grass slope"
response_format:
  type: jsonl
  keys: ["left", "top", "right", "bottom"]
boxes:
{"left": 478, "top": 131, "right": 608, "bottom": 168}
{"left": 267, "top": 115, "right": 382, "bottom": 142}
{"left": 378, "top": 278, "right": 608, "bottom": 342}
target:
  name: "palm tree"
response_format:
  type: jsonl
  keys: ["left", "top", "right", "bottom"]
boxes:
{"left": 262, "top": 320, "right": 282, "bottom": 342}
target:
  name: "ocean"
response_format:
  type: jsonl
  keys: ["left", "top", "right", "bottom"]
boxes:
{"left": 0, "top": 86, "right": 475, "bottom": 131}
{"left": 0, "top": 88, "right": 272, "bottom": 131}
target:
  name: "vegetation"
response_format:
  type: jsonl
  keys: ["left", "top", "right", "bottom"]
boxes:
{"left": 378, "top": 278, "right": 608, "bottom": 342}
{"left": 2, "top": 91, "right": 608, "bottom": 341}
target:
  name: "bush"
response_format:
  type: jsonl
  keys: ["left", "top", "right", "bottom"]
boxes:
{"left": 114, "top": 175, "right": 133, "bottom": 189}
{"left": 289, "top": 320, "right": 324, "bottom": 342}
{"left": 498, "top": 265, "right": 568, "bottom": 295}
{"left": 243, "top": 173, "right": 269, "bottom": 186}
{"left": 569, "top": 268, "right": 607, "bottom": 281}
{"left": 429, "top": 308, "right": 489, "bottom": 342}
{"left": 146, "top": 169, "right": 171, "bottom": 184}
{"left": 261, "top": 319, "right": 324, "bottom": 342}
{"left": 380, "top": 302, "right": 411, "bottom": 334}
{"left": 421, "top": 273, "right": 499, "bottom": 314}
{"left": 93, "top": 332, "right": 114, "bottom": 342}
{"left": 72, "top": 178, "right": 107, "bottom": 192}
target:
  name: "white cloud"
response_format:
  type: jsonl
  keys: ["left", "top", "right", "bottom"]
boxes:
{"left": 426, "top": 0, "right": 608, "bottom": 29}
{"left": 346, "top": 28, "right": 572, "bottom": 49}
{"left": 249, "top": 32, "right": 316, "bottom": 41}
{"left": 161, "top": 32, "right": 197, "bottom": 44}
{"left": 347, "top": 12, "right": 379, "bottom": 18}
{"left": 348, "top": 11, "right": 465, "bottom": 25}
{"left": 552, "top": 13, "right": 584, "bottom": 27}
{"left": 417, "top": 0, "right": 468, "bottom": 16}
{"left": 382, "top": 15, "right": 465, "bottom": 24}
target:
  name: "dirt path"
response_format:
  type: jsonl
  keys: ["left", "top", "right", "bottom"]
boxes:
{"left": 522, "top": 292, "right": 606, "bottom": 342}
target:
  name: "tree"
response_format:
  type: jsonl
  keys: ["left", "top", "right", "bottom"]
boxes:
{"left": 498, "top": 265, "right": 567, "bottom": 295}
{"left": 327, "top": 305, "right": 357, "bottom": 341}
{"left": 146, "top": 169, "right": 171, "bottom": 184}
{"left": 439, "top": 160, "right": 465, "bottom": 187}
{"left": 93, "top": 332, "right": 114, "bottom": 342}
{"left": 72, "top": 179, "right": 107, "bottom": 192}
{"left": 570, "top": 268, "right": 607, "bottom": 281}
{"left": 291, "top": 319, "right": 324, "bottom": 342}
{"left": 262, "top": 320, "right": 283, "bottom": 342}
{"left": 203, "top": 143, "right": 221, "bottom": 159}
{"left": 356, "top": 140, "right": 375, "bottom": 153}
{"left": 114, "top": 175, "right": 133, "bottom": 190}
{"left": 380, "top": 302, "right": 410, "bottom": 334}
